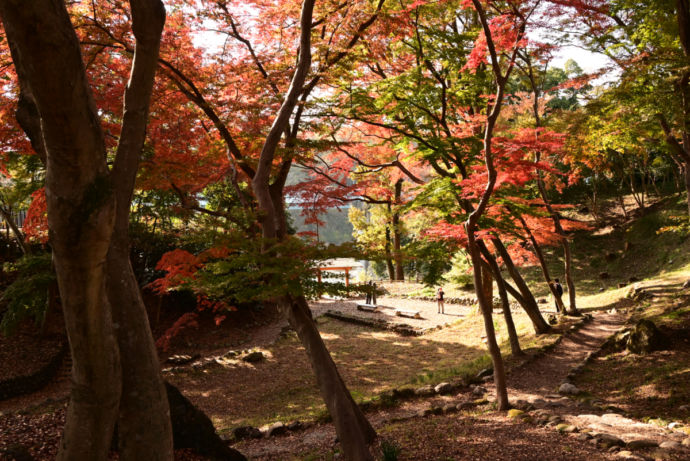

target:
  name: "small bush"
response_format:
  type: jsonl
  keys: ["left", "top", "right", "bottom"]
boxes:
{"left": 380, "top": 439, "right": 401, "bottom": 461}
{"left": 1, "top": 252, "right": 55, "bottom": 336}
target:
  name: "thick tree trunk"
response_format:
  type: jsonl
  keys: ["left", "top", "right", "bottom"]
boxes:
{"left": 2, "top": 1, "right": 173, "bottom": 458}
{"left": 0, "top": 2, "right": 123, "bottom": 458}
{"left": 107, "top": 246, "right": 173, "bottom": 460}
{"left": 106, "top": 1, "right": 173, "bottom": 457}
{"left": 285, "top": 296, "right": 376, "bottom": 459}
{"left": 490, "top": 238, "right": 551, "bottom": 333}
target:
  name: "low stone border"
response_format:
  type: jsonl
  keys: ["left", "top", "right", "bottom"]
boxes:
{"left": 0, "top": 341, "right": 67, "bottom": 401}
{"left": 401, "top": 294, "right": 522, "bottom": 310}
{"left": 323, "top": 310, "right": 433, "bottom": 336}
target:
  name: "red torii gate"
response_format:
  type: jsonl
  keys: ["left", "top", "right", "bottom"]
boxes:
{"left": 316, "top": 265, "right": 355, "bottom": 287}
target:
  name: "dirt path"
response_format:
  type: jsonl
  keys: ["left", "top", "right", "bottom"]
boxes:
{"left": 507, "top": 312, "right": 627, "bottom": 397}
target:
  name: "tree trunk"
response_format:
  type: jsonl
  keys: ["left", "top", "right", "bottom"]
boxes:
{"left": 249, "top": 2, "right": 376, "bottom": 458}
{"left": 392, "top": 179, "right": 404, "bottom": 281}
{"left": 0, "top": 205, "right": 27, "bottom": 254}
{"left": 479, "top": 250, "right": 522, "bottom": 356}
{"left": 685, "top": 161, "right": 690, "bottom": 215}
{"left": 285, "top": 296, "right": 376, "bottom": 459}
{"left": 107, "top": 1, "right": 172, "bottom": 457}
{"left": 490, "top": 238, "right": 551, "bottom": 333}
{"left": 0, "top": 2, "right": 123, "bottom": 458}
{"left": 2, "top": 1, "right": 174, "bottom": 458}
{"left": 107, "top": 250, "right": 173, "bottom": 460}
{"left": 562, "top": 240, "right": 577, "bottom": 315}
{"left": 384, "top": 217, "right": 395, "bottom": 281}
{"left": 515, "top": 213, "right": 566, "bottom": 313}
{"left": 467, "top": 235, "right": 509, "bottom": 410}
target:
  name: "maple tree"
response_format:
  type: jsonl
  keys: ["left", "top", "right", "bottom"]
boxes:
{"left": 0, "top": 1, "right": 179, "bottom": 459}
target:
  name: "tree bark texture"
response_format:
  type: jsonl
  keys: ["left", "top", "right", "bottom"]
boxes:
{"left": 0, "top": 1, "right": 173, "bottom": 458}
{"left": 0, "top": 2, "right": 121, "bottom": 458}
{"left": 490, "top": 238, "right": 551, "bottom": 334}
{"left": 515, "top": 212, "right": 566, "bottom": 313}
{"left": 249, "top": 1, "right": 377, "bottom": 458}
{"left": 479, "top": 248, "right": 522, "bottom": 356}
{"left": 106, "top": 1, "right": 173, "bottom": 457}
{"left": 393, "top": 178, "right": 404, "bottom": 281}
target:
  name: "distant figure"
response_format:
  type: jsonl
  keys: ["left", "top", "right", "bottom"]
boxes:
{"left": 372, "top": 282, "right": 377, "bottom": 306}
{"left": 553, "top": 278, "right": 564, "bottom": 312}
{"left": 365, "top": 280, "right": 373, "bottom": 305}
{"left": 437, "top": 286, "right": 445, "bottom": 314}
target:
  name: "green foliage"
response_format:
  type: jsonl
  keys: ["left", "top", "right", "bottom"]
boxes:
{"left": 380, "top": 440, "right": 401, "bottom": 461}
{"left": 1, "top": 252, "right": 55, "bottom": 336}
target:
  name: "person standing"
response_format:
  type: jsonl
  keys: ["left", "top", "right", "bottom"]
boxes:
{"left": 553, "top": 278, "right": 564, "bottom": 312}
{"left": 437, "top": 286, "right": 445, "bottom": 314}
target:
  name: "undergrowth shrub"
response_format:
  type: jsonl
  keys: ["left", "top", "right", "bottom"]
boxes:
{"left": 1, "top": 251, "right": 55, "bottom": 335}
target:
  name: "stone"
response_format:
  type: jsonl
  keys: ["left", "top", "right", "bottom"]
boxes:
{"left": 392, "top": 386, "right": 416, "bottom": 399}
{"left": 287, "top": 421, "right": 303, "bottom": 431}
{"left": 242, "top": 351, "right": 265, "bottom": 363}
{"left": 616, "top": 450, "right": 645, "bottom": 460}
{"left": 598, "top": 433, "right": 625, "bottom": 447}
{"left": 266, "top": 422, "right": 287, "bottom": 437}
{"left": 678, "top": 404, "right": 690, "bottom": 412}
{"left": 472, "top": 386, "right": 487, "bottom": 397}
{"left": 659, "top": 441, "right": 682, "bottom": 450}
{"left": 166, "top": 354, "right": 200, "bottom": 365}
{"left": 626, "top": 319, "right": 668, "bottom": 354}
{"left": 435, "top": 382, "right": 453, "bottom": 394}
{"left": 508, "top": 409, "right": 525, "bottom": 419}
{"left": 456, "top": 401, "right": 475, "bottom": 411}
{"left": 482, "top": 375, "right": 493, "bottom": 383}
{"left": 576, "top": 433, "right": 591, "bottom": 441}
{"left": 415, "top": 385, "right": 435, "bottom": 396}
{"left": 233, "top": 425, "right": 263, "bottom": 440}
{"left": 561, "top": 425, "right": 578, "bottom": 433}
{"left": 548, "top": 415, "right": 563, "bottom": 424}
{"left": 416, "top": 409, "right": 432, "bottom": 417}
{"left": 558, "top": 383, "right": 581, "bottom": 396}
{"left": 668, "top": 422, "right": 681, "bottom": 429}
{"left": 626, "top": 439, "right": 658, "bottom": 449}
{"left": 477, "top": 368, "right": 493, "bottom": 379}
{"left": 442, "top": 404, "right": 456, "bottom": 413}
{"left": 430, "top": 406, "right": 444, "bottom": 415}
